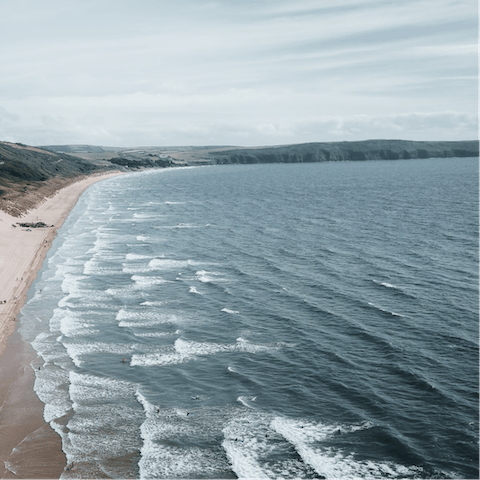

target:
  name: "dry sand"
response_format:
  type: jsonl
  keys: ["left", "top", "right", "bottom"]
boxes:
{"left": 0, "top": 172, "right": 122, "bottom": 479}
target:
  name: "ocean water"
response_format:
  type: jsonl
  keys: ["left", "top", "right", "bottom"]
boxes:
{"left": 18, "top": 158, "right": 478, "bottom": 479}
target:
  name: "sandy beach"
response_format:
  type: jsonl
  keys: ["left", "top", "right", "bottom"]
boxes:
{"left": 0, "top": 172, "right": 122, "bottom": 479}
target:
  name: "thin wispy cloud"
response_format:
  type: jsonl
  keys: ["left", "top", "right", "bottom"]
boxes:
{"left": 0, "top": 0, "right": 477, "bottom": 146}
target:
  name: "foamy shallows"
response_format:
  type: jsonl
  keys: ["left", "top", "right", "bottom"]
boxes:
{"left": 126, "top": 253, "right": 155, "bottom": 261}
{"left": 19, "top": 160, "right": 479, "bottom": 479}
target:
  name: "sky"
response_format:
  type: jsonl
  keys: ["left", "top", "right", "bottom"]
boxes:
{"left": 0, "top": 0, "right": 477, "bottom": 147}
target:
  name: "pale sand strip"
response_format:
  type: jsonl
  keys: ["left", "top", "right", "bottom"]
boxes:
{"left": 0, "top": 172, "right": 122, "bottom": 479}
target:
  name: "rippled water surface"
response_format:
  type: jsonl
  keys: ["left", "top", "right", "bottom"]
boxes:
{"left": 20, "top": 158, "right": 478, "bottom": 479}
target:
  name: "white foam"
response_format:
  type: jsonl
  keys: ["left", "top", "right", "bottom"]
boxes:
{"left": 136, "top": 235, "right": 151, "bottom": 242}
{"left": 117, "top": 308, "right": 183, "bottom": 324}
{"left": 133, "top": 212, "right": 160, "bottom": 219}
{"left": 136, "top": 391, "right": 231, "bottom": 479}
{"left": 222, "top": 444, "right": 269, "bottom": 479}
{"left": 32, "top": 359, "right": 72, "bottom": 423}
{"left": 149, "top": 258, "right": 190, "bottom": 270}
{"left": 131, "top": 337, "right": 274, "bottom": 367}
{"left": 122, "top": 263, "right": 153, "bottom": 274}
{"left": 222, "top": 308, "right": 239, "bottom": 314}
{"left": 64, "top": 372, "right": 144, "bottom": 477}
{"left": 373, "top": 279, "right": 400, "bottom": 290}
{"left": 63, "top": 341, "right": 137, "bottom": 367}
{"left": 83, "top": 258, "right": 121, "bottom": 276}
{"left": 119, "top": 317, "right": 183, "bottom": 328}
{"left": 134, "top": 331, "right": 178, "bottom": 338}
{"left": 126, "top": 253, "right": 154, "bottom": 261}
{"left": 140, "top": 300, "right": 169, "bottom": 306}
{"left": 105, "top": 286, "right": 135, "bottom": 298}
{"left": 131, "top": 275, "right": 172, "bottom": 288}
{"left": 69, "top": 371, "right": 136, "bottom": 402}
{"left": 236, "top": 396, "right": 256, "bottom": 408}
{"left": 195, "top": 270, "right": 226, "bottom": 283}
{"left": 50, "top": 307, "right": 100, "bottom": 337}
{"left": 271, "top": 417, "right": 420, "bottom": 479}
{"left": 367, "top": 302, "right": 405, "bottom": 317}
{"left": 222, "top": 414, "right": 275, "bottom": 480}
{"left": 139, "top": 442, "right": 223, "bottom": 479}
{"left": 189, "top": 286, "right": 202, "bottom": 294}
{"left": 61, "top": 274, "right": 83, "bottom": 295}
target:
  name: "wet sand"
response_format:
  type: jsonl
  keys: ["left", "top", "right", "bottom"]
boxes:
{"left": 0, "top": 172, "right": 122, "bottom": 479}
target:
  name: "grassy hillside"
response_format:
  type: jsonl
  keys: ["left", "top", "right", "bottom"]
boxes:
{"left": 0, "top": 142, "right": 108, "bottom": 216}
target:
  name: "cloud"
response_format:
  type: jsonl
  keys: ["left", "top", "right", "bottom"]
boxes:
{"left": 0, "top": 106, "right": 19, "bottom": 123}
{"left": 0, "top": 0, "right": 477, "bottom": 145}
{"left": 0, "top": 104, "right": 475, "bottom": 147}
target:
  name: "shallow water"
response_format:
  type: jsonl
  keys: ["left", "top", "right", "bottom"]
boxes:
{"left": 20, "top": 158, "right": 478, "bottom": 479}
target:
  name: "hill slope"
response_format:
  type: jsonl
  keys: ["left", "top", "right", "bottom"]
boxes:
{"left": 0, "top": 142, "right": 108, "bottom": 216}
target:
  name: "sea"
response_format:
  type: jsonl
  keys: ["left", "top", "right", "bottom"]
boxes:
{"left": 18, "top": 157, "right": 478, "bottom": 479}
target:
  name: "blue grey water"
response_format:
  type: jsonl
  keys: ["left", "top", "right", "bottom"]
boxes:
{"left": 19, "top": 157, "right": 478, "bottom": 479}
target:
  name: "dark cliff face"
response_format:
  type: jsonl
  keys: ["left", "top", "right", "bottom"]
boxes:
{"left": 108, "top": 157, "right": 173, "bottom": 169}
{"left": 209, "top": 140, "right": 479, "bottom": 165}
{"left": 0, "top": 142, "right": 101, "bottom": 186}
{"left": 0, "top": 142, "right": 109, "bottom": 216}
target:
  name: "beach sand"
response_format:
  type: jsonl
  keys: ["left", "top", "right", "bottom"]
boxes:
{"left": 0, "top": 172, "right": 122, "bottom": 479}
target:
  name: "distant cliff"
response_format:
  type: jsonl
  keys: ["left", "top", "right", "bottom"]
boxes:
{"left": 1, "top": 139, "right": 478, "bottom": 215}
{"left": 207, "top": 140, "right": 479, "bottom": 165}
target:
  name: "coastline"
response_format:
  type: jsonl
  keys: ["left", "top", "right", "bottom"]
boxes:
{"left": 0, "top": 172, "right": 122, "bottom": 479}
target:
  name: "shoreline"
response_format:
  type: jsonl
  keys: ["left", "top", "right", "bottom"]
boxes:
{"left": 0, "top": 172, "right": 123, "bottom": 479}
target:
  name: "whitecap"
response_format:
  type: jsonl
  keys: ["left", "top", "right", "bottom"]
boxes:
{"left": 221, "top": 308, "right": 239, "bottom": 314}
{"left": 130, "top": 337, "right": 275, "bottom": 367}
{"left": 195, "top": 270, "right": 227, "bottom": 283}
{"left": 131, "top": 275, "right": 172, "bottom": 288}
{"left": 367, "top": 302, "right": 405, "bottom": 317}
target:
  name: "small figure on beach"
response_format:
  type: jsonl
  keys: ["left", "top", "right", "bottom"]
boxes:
{"left": 121, "top": 358, "right": 127, "bottom": 363}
